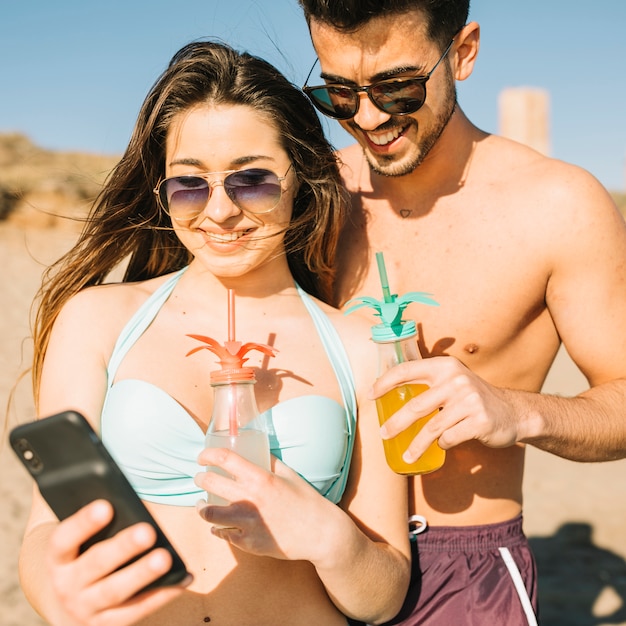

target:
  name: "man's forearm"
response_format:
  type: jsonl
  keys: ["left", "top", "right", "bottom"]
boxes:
{"left": 516, "top": 378, "right": 626, "bottom": 461}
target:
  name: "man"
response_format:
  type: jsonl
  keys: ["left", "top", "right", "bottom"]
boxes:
{"left": 298, "top": 1, "right": 626, "bottom": 624}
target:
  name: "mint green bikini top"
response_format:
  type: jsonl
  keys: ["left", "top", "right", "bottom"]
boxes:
{"left": 101, "top": 269, "right": 357, "bottom": 507}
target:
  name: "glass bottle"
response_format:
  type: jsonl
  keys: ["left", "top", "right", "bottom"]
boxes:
{"left": 373, "top": 321, "right": 445, "bottom": 475}
{"left": 346, "top": 251, "right": 444, "bottom": 475}
{"left": 186, "top": 288, "right": 277, "bottom": 505}
{"left": 204, "top": 366, "right": 271, "bottom": 505}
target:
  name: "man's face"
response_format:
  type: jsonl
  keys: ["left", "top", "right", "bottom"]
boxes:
{"left": 309, "top": 11, "right": 457, "bottom": 177}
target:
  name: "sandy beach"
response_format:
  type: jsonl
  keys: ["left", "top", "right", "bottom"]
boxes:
{"left": 1, "top": 221, "right": 625, "bottom": 626}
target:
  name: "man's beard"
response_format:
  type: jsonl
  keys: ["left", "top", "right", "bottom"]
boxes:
{"left": 358, "top": 84, "right": 458, "bottom": 178}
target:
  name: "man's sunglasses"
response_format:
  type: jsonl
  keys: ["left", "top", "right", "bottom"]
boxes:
{"left": 303, "top": 40, "right": 454, "bottom": 120}
{"left": 153, "top": 166, "right": 292, "bottom": 221}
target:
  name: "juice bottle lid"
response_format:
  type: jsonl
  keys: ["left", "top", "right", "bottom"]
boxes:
{"left": 345, "top": 251, "right": 438, "bottom": 343}
{"left": 186, "top": 289, "right": 277, "bottom": 384}
{"left": 187, "top": 335, "right": 277, "bottom": 384}
{"left": 371, "top": 319, "right": 418, "bottom": 342}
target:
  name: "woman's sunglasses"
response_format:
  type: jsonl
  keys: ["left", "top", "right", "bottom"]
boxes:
{"left": 303, "top": 40, "right": 454, "bottom": 121}
{"left": 154, "top": 165, "right": 292, "bottom": 221}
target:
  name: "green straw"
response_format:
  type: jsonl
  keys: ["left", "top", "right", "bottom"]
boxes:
{"left": 376, "top": 251, "right": 405, "bottom": 362}
{"left": 376, "top": 251, "right": 392, "bottom": 303}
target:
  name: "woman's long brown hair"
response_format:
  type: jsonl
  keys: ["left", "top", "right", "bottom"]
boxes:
{"left": 32, "top": 40, "right": 348, "bottom": 408}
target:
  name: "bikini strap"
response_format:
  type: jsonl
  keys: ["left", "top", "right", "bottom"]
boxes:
{"left": 295, "top": 284, "right": 357, "bottom": 502}
{"left": 106, "top": 268, "right": 188, "bottom": 385}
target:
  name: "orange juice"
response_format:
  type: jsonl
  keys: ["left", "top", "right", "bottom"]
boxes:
{"left": 376, "top": 383, "right": 445, "bottom": 475}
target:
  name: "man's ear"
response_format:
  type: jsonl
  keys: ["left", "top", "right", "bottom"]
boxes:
{"left": 452, "top": 21, "right": 480, "bottom": 81}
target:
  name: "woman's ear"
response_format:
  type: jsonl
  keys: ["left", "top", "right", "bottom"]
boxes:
{"left": 452, "top": 21, "right": 480, "bottom": 82}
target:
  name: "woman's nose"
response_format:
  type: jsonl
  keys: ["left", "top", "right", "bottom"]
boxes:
{"left": 200, "top": 182, "right": 242, "bottom": 223}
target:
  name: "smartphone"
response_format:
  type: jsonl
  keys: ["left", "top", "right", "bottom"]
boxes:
{"left": 10, "top": 409, "right": 189, "bottom": 592}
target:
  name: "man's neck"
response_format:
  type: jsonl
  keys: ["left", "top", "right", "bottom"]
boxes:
{"left": 365, "top": 107, "right": 480, "bottom": 203}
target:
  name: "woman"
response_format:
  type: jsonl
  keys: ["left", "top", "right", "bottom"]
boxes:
{"left": 20, "top": 41, "right": 410, "bottom": 626}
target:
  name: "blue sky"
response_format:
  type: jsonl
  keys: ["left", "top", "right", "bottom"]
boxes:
{"left": 2, "top": 0, "right": 625, "bottom": 191}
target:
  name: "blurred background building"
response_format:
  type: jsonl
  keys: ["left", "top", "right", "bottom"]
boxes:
{"left": 498, "top": 87, "right": 551, "bottom": 156}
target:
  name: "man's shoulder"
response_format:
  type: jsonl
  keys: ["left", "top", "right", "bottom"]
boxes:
{"left": 480, "top": 135, "right": 611, "bottom": 204}
{"left": 483, "top": 135, "right": 586, "bottom": 179}
{"left": 476, "top": 137, "right": 624, "bottom": 261}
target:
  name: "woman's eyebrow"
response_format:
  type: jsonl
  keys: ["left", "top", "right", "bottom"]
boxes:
{"left": 168, "top": 155, "right": 276, "bottom": 168}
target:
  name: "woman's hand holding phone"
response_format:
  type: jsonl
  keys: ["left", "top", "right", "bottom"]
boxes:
{"left": 11, "top": 411, "right": 192, "bottom": 625}
{"left": 43, "top": 500, "right": 186, "bottom": 626}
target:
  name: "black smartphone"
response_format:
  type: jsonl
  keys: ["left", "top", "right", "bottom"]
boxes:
{"left": 9, "top": 409, "right": 189, "bottom": 592}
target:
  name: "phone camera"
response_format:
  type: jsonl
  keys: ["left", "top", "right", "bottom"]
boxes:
{"left": 14, "top": 438, "right": 44, "bottom": 473}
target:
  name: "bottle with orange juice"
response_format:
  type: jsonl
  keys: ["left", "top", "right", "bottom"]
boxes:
{"left": 346, "top": 252, "right": 444, "bottom": 475}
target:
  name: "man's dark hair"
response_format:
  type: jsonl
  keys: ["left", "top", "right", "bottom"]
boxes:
{"left": 298, "top": 0, "right": 470, "bottom": 48}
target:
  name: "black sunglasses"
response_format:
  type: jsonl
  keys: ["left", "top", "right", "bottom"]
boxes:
{"left": 153, "top": 166, "right": 292, "bottom": 221}
{"left": 303, "top": 40, "right": 454, "bottom": 120}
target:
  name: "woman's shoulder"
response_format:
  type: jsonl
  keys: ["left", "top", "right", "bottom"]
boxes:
{"left": 56, "top": 272, "right": 179, "bottom": 337}
{"left": 305, "top": 294, "right": 371, "bottom": 336}
{"left": 305, "top": 294, "right": 377, "bottom": 382}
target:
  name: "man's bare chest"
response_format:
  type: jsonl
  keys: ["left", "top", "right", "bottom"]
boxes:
{"left": 337, "top": 210, "right": 554, "bottom": 373}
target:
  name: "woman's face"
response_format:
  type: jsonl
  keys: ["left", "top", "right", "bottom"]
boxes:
{"left": 163, "top": 103, "right": 296, "bottom": 279}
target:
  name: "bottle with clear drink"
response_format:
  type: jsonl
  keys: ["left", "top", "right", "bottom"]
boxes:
{"left": 186, "top": 289, "right": 277, "bottom": 505}
{"left": 204, "top": 368, "right": 272, "bottom": 505}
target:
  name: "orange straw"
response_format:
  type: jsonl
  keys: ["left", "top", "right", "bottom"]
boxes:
{"left": 228, "top": 289, "right": 235, "bottom": 342}
{"left": 227, "top": 289, "right": 238, "bottom": 436}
